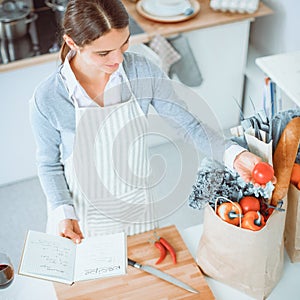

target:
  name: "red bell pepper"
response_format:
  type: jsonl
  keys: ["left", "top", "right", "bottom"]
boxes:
{"left": 241, "top": 211, "right": 265, "bottom": 231}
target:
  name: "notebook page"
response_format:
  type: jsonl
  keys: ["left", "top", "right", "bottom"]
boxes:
{"left": 74, "top": 232, "right": 127, "bottom": 281}
{"left": 19, "top": 231, "right": 76, "bottom": 284}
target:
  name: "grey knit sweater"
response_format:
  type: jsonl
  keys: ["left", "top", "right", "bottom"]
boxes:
{"left": 30, "top": 52, "right": 232, "bottom": 210}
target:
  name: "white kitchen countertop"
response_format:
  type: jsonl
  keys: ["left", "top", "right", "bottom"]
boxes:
{"left": 1, "top": 224, "right": 299, "bottom": 300}
{"left": 255, "top": 51, "right": 300, "bottom": 107}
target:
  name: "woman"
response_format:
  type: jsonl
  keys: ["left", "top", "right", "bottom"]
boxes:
{"left": 30, "top": 0, "right": 263, "bottom": 243}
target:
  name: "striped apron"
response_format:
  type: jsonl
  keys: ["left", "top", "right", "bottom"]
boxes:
{"left": 48, "top": 70, "right": 157, "bottom": 237}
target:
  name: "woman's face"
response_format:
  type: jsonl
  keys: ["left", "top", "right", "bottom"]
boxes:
{"left": 74, "top": 27, "right": 130, "bottom": 74}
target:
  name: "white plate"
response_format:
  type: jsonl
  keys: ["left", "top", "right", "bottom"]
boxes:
{"left": 141, "top": 0, "right": 194, "bottom": 17}
{"left": 136, "top": 0, "right": 200, "bottom": 23}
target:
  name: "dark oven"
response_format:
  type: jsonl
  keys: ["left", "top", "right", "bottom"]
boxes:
{"left": 0, "top": 0, "right": 63, "bottom": 64}
{"left": 0, "top": 0, "right": 144, "bottom": 65}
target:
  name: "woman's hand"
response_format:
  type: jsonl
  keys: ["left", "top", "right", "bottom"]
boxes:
{"left": 58, "top": 219, "right": 84, "bottom": 244}
{"left": 233, "top": 151, "right": 276, "bottom": 185}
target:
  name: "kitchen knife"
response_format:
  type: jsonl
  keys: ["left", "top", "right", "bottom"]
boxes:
{"left": 128, "top": 258, "right": 199, "bottom": 294}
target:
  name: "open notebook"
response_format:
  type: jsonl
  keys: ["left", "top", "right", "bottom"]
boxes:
{"left": 18, "top": 230, "right": 127, "bottom": 285}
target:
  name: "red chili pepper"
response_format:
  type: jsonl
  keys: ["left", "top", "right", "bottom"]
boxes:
{"left": 152, "top": 232, "right": 177, "bottom": 264}
{"left": 157, "top": 236, "right": 177, "bottom": 264}
{"left": 154, "top": 241, "right": 167, "bottom": 264}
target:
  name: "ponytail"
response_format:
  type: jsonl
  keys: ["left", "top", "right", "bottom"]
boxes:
{"left": 60, "top": 40, "right": 71, "bottom": 63}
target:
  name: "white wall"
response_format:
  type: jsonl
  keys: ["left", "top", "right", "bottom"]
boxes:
{"left": 244, "top": 0, "right": 300, "bottom": 116}
{"left": 250, "top": 0, "right": 300, "bottom": 55}
{"left": 185, "top": 21, "right": 250, "bottom": 131}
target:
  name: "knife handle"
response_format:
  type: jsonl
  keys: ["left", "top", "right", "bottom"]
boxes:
{"left": 128, "top": 258, "right": 142, "bottom": 268}
{"left": 128, "top": 258, "right": 136, "bottom": 266}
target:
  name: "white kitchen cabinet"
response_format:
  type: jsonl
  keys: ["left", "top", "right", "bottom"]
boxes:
{"left": 0, "top": 60, "right": 58, "bottom": 185}
{"left": 182, "top": 20, "right": 251, "bottom": 132}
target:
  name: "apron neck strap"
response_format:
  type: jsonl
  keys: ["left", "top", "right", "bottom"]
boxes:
{"left": 120, "top": 66, "right": 136, "bottom": 100}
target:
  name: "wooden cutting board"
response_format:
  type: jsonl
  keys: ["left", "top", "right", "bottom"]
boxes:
{"left": 54, "top": 225, "right": 215, "bottom": 300}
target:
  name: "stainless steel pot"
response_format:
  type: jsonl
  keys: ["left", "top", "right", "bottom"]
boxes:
{"left": 0, "top": 13, "right": 37, "bottom": 40}
{"left": 0, "top": 30, "right": 34, "bottom": 63}
{"left": 0, "top": 0, "right": 37, "bottom": 40}
{"left": 45, "top": 0, "right": 68, "bottom": 26}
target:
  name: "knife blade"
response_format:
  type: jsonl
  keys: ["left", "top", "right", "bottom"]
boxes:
{"left": 128, "top": 258, "right": 199, "bottom": 294}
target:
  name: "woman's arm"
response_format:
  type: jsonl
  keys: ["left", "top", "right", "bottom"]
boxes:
{"left": 29, "top": 95, "right": 73, "bottom": 209}
{"left": 125, "top": 53, "right": 268, "bottom": 182}
{"left": 143, "top": 58, "right": 268, "bottom": 182}
{"left": 29, "top": 93, "right": 83, "bottom": 242}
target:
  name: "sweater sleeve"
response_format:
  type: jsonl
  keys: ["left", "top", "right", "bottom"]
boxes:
{"left": 29, "top": 94, "right": 74, "bottom": 210}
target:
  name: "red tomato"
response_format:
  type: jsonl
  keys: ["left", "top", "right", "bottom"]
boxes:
{"left": 252, "top": 162, "right": 274, "bottom": 185}
{"left": 239, "top": 196, "right": 260, "bottom": 214}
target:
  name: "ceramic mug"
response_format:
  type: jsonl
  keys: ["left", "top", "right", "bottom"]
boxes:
{"left": 0, "top": 253, "right": 14, "bottom": 289}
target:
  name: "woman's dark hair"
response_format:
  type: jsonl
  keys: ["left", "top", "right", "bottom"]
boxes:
{"left": 60, "top": 0, "right": 129, "bottom": 62}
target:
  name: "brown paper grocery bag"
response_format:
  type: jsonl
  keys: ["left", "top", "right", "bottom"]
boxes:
{"left": 284, "top": 184, "right": 300, "bottom": 262}
{"left": 245, "top": 132, "right": 273, "bottom": 165}
{"left": 196, "top": 200, "right": 287, "bottom": 300}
